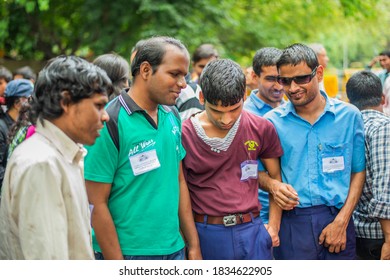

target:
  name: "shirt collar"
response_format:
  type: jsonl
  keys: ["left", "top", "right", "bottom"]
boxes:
{"left": 118, "top": 88, "right": 143, "bottom": 115}
{"left": 118, "top": 88, "right": 172, "bottom": 116}
{"left": 36, "top": 119, "right": 85, "bottom": 164}
{"left": 361, "top": 109, "right": 387, "bottom": 118}
{"left": 279, "top": 90, "right": 336, "bottom": 117}
{"left": 249, "top": 90, "right": 272, "bottom": 110}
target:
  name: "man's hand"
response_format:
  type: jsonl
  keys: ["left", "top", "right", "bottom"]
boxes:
{"left": 318, "top": 219, "right": 347, "bottom": 254}
{"left": 270, "top": 181, "right": 299, "bottom": 210}
{"left": 186, "top": 245, "right": 203, "bottom": 260}
{"left": 381, "top": 241, "right": 390, "bottom": 260}
{"left": 264, "top": 224, "right": 280, "bottom": 247}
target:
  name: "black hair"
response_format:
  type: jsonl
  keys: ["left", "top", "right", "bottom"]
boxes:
{"left": 7, "top": 102, "right": 33, "bottom": 145}
{"left": 131, "top": 36, "right": 189, "bottom": 78}
{"left": 192, "top": 44, "right": 219, "bottom": 64}
{"left": 199, "top": 59, "right": 245, "bottom": 106}
{"left": 93, "top": 53, "right": 129, "bottom": 100}
{"left": 277, "top": 43, "right": 319, "bottom": 71}
{"left": 379, "top": 50, "right": 390, "bottom": 58}
{"left": 5, "top": 96, "right": 20, "bottom": 110}
{"left": 346, "top": 70, "right": 383, "bottom": 110}
{"left": 0, "top": 66, "right": 12, "bottom": 82}
{"left": 252, "top": 47, "right": 282, "bottom": 75}
{"left": 30, "top": 55, "right": 112, "bottom": 124}
{"left": 13, "top": 66, "right": 37, "bottom": 81}
{"left": 130, "top": 39, "right": 146, "bottom": 57}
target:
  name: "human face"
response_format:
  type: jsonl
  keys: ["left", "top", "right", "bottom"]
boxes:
{"left": 256, "top": 65, "right": 285, "bottom": 107}
{"left": 245, "top": 67, "right": 257, "bottom": 91}
{"left": 317, "top": 48, "right": 329, "bottom": 68}
{"left": 193, "top": 56, "right": 217, "bottom": 78}
{"left": 146, "top": 46, "right": 189, "bottom": 106}
{"left": 0, "top": 78, "right": 8, "bottom": 97}
{"left": 204, "top": 99, "right": 243, "bottom": 131}
{"left": 379, "top": 55, "right": 390, "bottom": 72}
{"left": 67, "top": 93, "right": 109, "bottom": 145}
{"left": 278, "top": 62, "right": 322, "bottom": 107}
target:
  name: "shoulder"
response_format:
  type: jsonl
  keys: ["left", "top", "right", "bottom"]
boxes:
{"left": 242, "top": 111, "right": 276, "bottom": 132}
{"left": 330, "top": 98, "right": 362, "bottom": 120}
{"left": 182, "top": 117, "right": 194, "bottom": 133}
{"left": 364, "top": 112, "right": 390, "bottom": 134}
{"left": 161, "top": 105, "right": 181, "bottom": 123}
{"left": 9, "top": 134, "right": 59, "bottom": 171}
{"left": 263, "top": 103, "right": 287, "bottom": 121}
{"left": 106, "top": 96, "right": 123, "bottom": 118}
{"left": 0, "top": 116, "right": 9, "bottom": 133}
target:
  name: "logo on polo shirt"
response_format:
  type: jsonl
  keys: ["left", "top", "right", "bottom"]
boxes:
{"left": 172, "top": 126, "right": 179, "bottom": 135}
{"left": 244, "top": 140, "right": 259, "bottom": 151}
{"left": 129, "top": 139, "right": 156, "bottom": 156}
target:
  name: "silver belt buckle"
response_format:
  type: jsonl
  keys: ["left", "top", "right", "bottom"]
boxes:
{"left": 223, "top": 214, "right": 237, "bottom": 227}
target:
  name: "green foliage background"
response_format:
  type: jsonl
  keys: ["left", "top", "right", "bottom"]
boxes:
{"left": 0, "top": 0, "right": 389, "bottom": 69}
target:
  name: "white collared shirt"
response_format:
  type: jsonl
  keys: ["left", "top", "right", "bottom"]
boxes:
{"left": 0, "top": 119, "right": 93, "bottom": 259}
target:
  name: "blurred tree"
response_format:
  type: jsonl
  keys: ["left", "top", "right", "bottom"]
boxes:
{"left": 0, "top": 0, "right": 389, "bottom": 69}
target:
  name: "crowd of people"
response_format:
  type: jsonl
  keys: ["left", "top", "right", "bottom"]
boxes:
{"left": 0, "top": 36, "right": 389, "bottom": 260}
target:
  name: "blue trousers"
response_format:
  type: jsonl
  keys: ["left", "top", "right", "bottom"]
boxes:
{"left": 273, "top": 205, "right": 356, "bottom": 260}
{"left": 195, "top": 215, "right": 272, "bottom": 260}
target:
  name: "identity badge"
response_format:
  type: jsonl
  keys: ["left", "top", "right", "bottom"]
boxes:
{"left": 129, "top": 149, "right": 161, "bottom": 176}
{"left": 240, "top": 160, "right": 258, "bottom": 181}
{"left": 322, "top": 156, "right": 344, "bottom": 173}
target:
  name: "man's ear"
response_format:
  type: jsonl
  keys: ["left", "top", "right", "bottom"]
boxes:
{"left": 60, "top": 90, "right": 72, "bottom": 113}
{"left": 381, "top": 94, "right": 386, "bottom": 105}
{"left": 252, "top": 71, "right": 260, "bottom": 87}
{"left": 199, "top": 90, "right": 205, "bottom": 105}
{"left": 251, "top": 70, "right": 259, "bottom": 81}
{"left": 140, "top": 61, "right": 152, "bottom": 80}
{"left": 316, "top": 65, "right": 324, "bottom": 83}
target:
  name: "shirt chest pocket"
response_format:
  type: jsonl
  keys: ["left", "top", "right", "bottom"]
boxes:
{"left": 320, "top": 142, "right": 351, "bottom": 176}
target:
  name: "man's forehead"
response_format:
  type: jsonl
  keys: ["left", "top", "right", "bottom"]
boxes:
{"left": 160, "top": 46, "right": 189, "bottom": 68}
{"left": 279, "top": 62, "right": 309, "bottom": 71}
{"left": 163, "top": 44, "right": 189, "bottom": 59}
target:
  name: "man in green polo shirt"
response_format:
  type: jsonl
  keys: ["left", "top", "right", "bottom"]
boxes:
{"left": 84, "top": 36, "right": 202, "bottom": 260}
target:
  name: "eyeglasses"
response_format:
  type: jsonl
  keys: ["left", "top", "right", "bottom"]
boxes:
{"left": 277, "top": 66, "right": 318, "bottom": 86}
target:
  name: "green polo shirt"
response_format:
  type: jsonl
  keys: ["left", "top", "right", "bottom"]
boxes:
{"left": 84, "top": 91, "right": 185, "bottom": 256}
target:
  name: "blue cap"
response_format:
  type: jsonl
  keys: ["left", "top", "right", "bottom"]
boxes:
{"left": 5, "top": 79, "right": 34, "bottom": 98}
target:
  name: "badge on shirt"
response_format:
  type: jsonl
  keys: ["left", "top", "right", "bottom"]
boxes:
{"left": 129, "top": 149, "right": 161, "bottom": 176}
{"left": 322, "top": 156, "right": 345, "bottom": 173}
{"left": 240, "top": 160, "right": 258, "bottom": 181}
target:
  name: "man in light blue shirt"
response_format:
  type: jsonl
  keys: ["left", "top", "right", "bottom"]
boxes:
{"left": 366, "top": 50, "right": 390, "bottom": 86}
{"left": 264, "top": 43, "right": 366, "bottom": 260}
{"left": 243, "top": 47, "right": 285, "bottom": 224}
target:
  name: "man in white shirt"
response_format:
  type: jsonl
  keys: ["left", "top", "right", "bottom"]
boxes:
{"left": 0, "top": 55, "right": 111, "bottom": 259}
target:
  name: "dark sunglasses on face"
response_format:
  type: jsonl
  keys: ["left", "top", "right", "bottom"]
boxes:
{"left": 277, "top": 66, "right": 318, "bottom": 86}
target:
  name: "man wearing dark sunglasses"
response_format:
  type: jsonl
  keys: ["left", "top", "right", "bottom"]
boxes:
{"left": 263, "top": 43, "right": 366, "bottom": 260}
{"left": 243, "top": 47, "right": 285, "bottom": 226}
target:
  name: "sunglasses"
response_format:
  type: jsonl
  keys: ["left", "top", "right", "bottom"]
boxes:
{"left": 277, "top": 66, "right": 318, "bottom": 86}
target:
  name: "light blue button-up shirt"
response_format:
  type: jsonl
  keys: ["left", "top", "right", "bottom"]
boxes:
{"left": 244, "top": 90, "right": 275, "bottom": 117}
{"left": 264, "top": 92, "right": 365, "bottom": 209}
